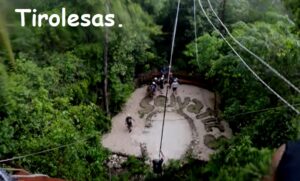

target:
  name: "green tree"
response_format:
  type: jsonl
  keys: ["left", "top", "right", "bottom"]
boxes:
{"left": 204, "top": 136, "right": 272, "bottom": 181}
{"left": 284, "top": 0, "right": 300, "bottom": 30}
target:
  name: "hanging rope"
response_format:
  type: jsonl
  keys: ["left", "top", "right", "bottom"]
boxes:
{"left": 0, "top": 137, "right": 89, "bottom": 163}
{"left": 158, "top": 0, "right": 181, "bottom": 159}
{"left": 197, "top": 0, "right": 300, "bottom": 115}
{"left": 206, "top": 0, "right": 300, "bottom": 94}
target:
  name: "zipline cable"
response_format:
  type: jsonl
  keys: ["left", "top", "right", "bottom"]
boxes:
{"left": 206, "top": 0, "right": 300, "bottom": 94}
{"left": 0, "top": 137, "right": 89, "bottom": 163}
{"left": 158, "top": 0, "right": 181, "bottom": 159}
{"left": 228, "top": 103, "right": 300, "bottom": 118}
{"left": 197, "top": 0, "right": 300, "bottom": 115}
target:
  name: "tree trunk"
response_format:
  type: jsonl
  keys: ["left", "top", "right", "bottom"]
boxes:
{"left": 0, "top": 17, "right": 16, "bottom": 70}
{"left": 221, "top": 0, "right": 226, "bottom": 23}
{"left": 103, "top": 0, "right": 110, "bottom": 118}
{"left": 103, "top": 26, "right": 110, "bottom": 118}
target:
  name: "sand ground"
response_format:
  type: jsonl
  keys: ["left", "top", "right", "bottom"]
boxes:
{"left": 102, "top": 84, "right": 232, "bottom": 162}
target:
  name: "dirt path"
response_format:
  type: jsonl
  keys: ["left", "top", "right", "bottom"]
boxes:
{"left": 102, "top": 85, "right": 232, "bottom": 162}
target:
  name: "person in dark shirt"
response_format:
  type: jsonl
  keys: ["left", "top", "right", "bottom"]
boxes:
{"left": 157, "top": 75, "right": 164, "bottom": 94}
{"left": 160, "top": 66, "right": 169, "bottom": 77}
{"left": 152, "top": 151, "right": 165, "bottom": 174}
{"left": 125, "top": 115, "right": 134, "bottom": 133}
{"left": 168, "top": 72, "right": 174, "bottom": 85}
{"left": 153, "top": 77, "right": 159, "bottom": 85}
{"left": 264, "top": 140, "right": 300, "bottom": 181}
{"left": 151, "top": 82, "right": 157, "bottom": 93}
{"left": 152, "top": 158, "right": 163, "bottom": 174}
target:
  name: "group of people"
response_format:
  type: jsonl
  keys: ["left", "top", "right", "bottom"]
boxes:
{"left": 148, "top": 72, "right": 180, "bottom": 97}
{"left": 149, "top": 75, "right": 165, "bottom": 95}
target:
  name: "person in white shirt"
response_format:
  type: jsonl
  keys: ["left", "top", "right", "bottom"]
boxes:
{"left": 171, "top": 78, "right": 179, "bottom": 95}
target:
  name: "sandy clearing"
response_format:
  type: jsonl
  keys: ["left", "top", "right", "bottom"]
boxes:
{"left": 134, "top": 112, "right": 192, "bottom": 160}
{"left": 101, "top": 84, "right": 232, "bottom": 162}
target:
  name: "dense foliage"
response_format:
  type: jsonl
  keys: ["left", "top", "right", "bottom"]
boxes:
{"left": 182, "top": 0, "right": 300, "bottom": 179}
{"left": 0, "top": 0, "right": 160, "bottom": 180}
{"left": 283, "top": 0, "right": 300, "bottom": 31}
{"left": 0, "top": 0, "right": 299, "bottom": 180}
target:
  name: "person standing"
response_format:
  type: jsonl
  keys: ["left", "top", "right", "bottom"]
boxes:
{"left": 158, "top": 75, "right": 164, "bottom": 93}
{"left": 153, "top": 77, "right": 159, "bottom": 84}
{"left": 160, "top": 66, "right": 169, "bottom": 77}
{"left": 168, "top": 72, "right": 174, "bottom": 85}
{"left": 171, "top": 78, "right": 179, "bottom": 95}
{"left": 151, "top": 81, "right": 157, "bottom": 93}
{"left": 125, "top": 115, "right": 135, "bottom": 133}
{"left": 152, "top": 151, "right": 165, "bottom": 175}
